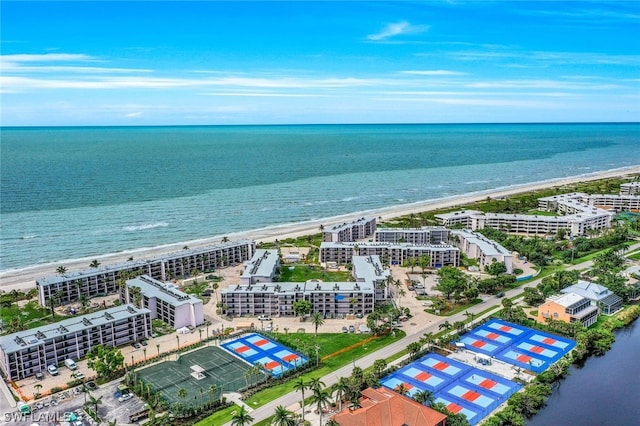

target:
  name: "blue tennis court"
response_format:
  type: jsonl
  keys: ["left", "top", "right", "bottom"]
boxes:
{"left": 220, "top": 333, "right": 308, "bottom": 377}
{"left": 456, "top": 319, "right": 576, "bottom": 373}
{"left": 381, "top": 353, "right": 521, "bottom": 425}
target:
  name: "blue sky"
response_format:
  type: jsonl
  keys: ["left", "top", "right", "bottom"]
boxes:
{"left": 1, "top": 1, "right": 639, "bottom": 125}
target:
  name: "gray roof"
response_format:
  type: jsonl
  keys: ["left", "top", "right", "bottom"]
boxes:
{"left": 0, "top": 305, "right": 150, "bottom": 354}
{"left": 351, "top": 256, "right": 390, "bottom": 283}
{"left": 561, "top": 280, "right": 621, "bottom": 303}
{"left": 241, "top": 249, "right": 279, "bottom": 279}
{"left": 451, "top": 229, "right": 511, "bottom": 256}
{"left": 222, "top": 280, "right": 374, "bottom": 295}
{"left": 127, "top": 275, "right": 201, "bottom": 306}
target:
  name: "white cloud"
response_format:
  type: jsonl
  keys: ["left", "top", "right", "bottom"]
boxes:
{"left": 1, "top": 53, "right": 96, "bottom": 62}
{"left": 367, "top": 21, "right": 429, "bottom": 41}
{"left": 125, "top": 112, "right": 143, "bottom": 117}
{"left": 401, "top": 70, "right": 468, "bottom": 76}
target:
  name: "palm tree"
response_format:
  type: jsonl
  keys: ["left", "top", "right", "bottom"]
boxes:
{"left": 272, "top": 405, "right": 295, "bottom": 426}
{"left": 88, "top": 393, "right": 103, "bottom": 417}
{"left": 90, "top": 259, "right": 101, "bottom": 268}
{"left": 34, "top": 383, "right": 42, "bottom": 398}
{"left": 312, "top": 387, "right": 331, "bottom": 426}
{"left": 156, "top": 344, "right": 161, "bottom": 359}
{"left": 230, "top": 406, "right": 254, "bottom": 426}
{"left": 439, "top": 320, "right": 452, "bottom": 332}
{"left": 308, "top": 377, "right": 325, "bottom": 393}
{"left": 56, "top": 265, "right": 67, "bottom": 275}
{"left": 412, "top": 389, "right": 434, "bottom": 406}
{"left": 394, "top": 383, "right": 409, "bottom": 396}
{"left": 332, "top": 377, "right": 350, "bottom": 412}
{"left": 372, "top": 359, "right": 388, "bottom": 378}
{"left": 293, "top": 378, "right": 308, "bottom": 423}
{"left": 176, "top": 335, "right": 180, "bottom": 351}
{"left": 310, "top": 312, "right": 325, "bottom": 337}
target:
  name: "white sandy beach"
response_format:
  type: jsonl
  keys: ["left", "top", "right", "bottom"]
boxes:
{"left": 1, "top": 165, "right": 639, "bottom": 293}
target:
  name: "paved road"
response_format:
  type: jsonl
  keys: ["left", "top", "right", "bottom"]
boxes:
{"left": 222, "top": 240, "right": 640, "bottom": 425}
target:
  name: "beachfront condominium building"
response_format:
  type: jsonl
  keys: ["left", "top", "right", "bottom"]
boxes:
{"left": 435, "top": 209, "right": 612, "bottom": 237}
{"left": 322, "top": 217, "right": 377, "bottom": 242}
{"left": 450, "top": 229, "right": 513, "bottom": 274}
{"left": 538, "top": 192, "right": 640, "bottom": 214}
{"left": 240, "top": 249, "right": 280, "bottom": 285}
{"left": 221, "top": 255, "right": 390, "bottom": 317}
{"left": 374, "top": 226, "right": 449, "bottom": 245}
{"left": 560, "top": 280, "right": 623, "bottom": 315}
{"left": 537, "top": 293, "right": 598, "bottom": 327}
{"left": 620, "top": 182, "right": 640, "bottom": 196}
{"left": 36, "top": 239, "right": 256, "bottom": 307}
{"left": 319, "top": 241, "right": 460, "bottom": 268}
{"left": 121, "top": 275, "right": 204, "bottom": 329}
{"left": 0, "top": 305, "right": 151, "bottom": 381}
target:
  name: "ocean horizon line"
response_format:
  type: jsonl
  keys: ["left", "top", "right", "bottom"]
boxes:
{"left": 2, "top": 164, "right": 638, "bottom": 277}
{"left": 2, "top": 121, "right": 639, "bottom": 130}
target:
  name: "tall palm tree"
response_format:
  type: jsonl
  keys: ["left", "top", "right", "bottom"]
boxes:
{"left": 56, "top": 265, "right": 67, "bottom": 275}
{"left": 230, "top": 406, "right": 254, "bottom": 426}
{"left": 88, "top": 393, "right": 103, "bottom": 417}
{"left": 310, "top": 312, "right": 325, "bottom": 337}
{"left": 90, "top": 259, "right": 101, "bottom": 268}
{"left": 312, "top": 387, "right": 331, "bottom": 426}
{"left": 272, "top": 405, "right": 295, "bottom": 426}
{"left": 293, "top": 378, "right": 308, "bottom": 423}
{"left": 308, "top": 377, "right": 325, "bottom": 393}
{"left": 332, "top": 377, "right": 350, "bottom": 412}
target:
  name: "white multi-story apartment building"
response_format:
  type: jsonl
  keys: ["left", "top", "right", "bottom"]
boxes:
{"left": 450, "top": 229, "right": 513, "bottom": 274}
{"left": 374, "top": 226, "right": 449, "bottom": 245}
{"left": 0, "top": 305, "right": 151, "bottom": 381}
{"left": 319, "top": 242, "right": 460, "bottom": 268}
{"left": 222, "top": 255, "right": 389, "bottom": 317}
{"left": 620, "top": 182, "right": 640, "bottom": 196}
{"left": 240, "top": 249, "right": 280, "bottom": 285}
{"left": 36, "top": 239, "right": 255, "bottom": 307}
{"left": 322, "top": 217, "right": 377, "bottom": 242}
{"left": 121, "top": 275, "right": 204, "bottom": 329}
{"left": 436, "top": 206, "right": 612, "bottom": 237}
{"left": 538, "top": 192, "right": 640, "bottom": 214}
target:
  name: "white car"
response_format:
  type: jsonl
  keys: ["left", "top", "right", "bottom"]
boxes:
{"left": 118, "top": 393, "right": 133, "bottom": 402}
{"left": 47, "top": 365, "right": 59, "bottom": 376}
{"left": 257, "top": 315, "right": 271, "bottom": 321}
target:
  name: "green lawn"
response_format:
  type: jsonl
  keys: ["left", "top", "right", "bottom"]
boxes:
{"left": 526, "top": 209, "right": 559, "bottom": 217}
{"left": 626, "top": 251, "right": 640, "bottom": 261}
{"left": 243, "top": 330, "right": 405, "bottom": 408}
{"left": 0, "top": 301, "right": 56, "bottom": 331}
{"left": 194, "top": 403, "right": 242, "bottom": 426}
{"left": 278, "top": 264, "right": 352, "bottom": 282}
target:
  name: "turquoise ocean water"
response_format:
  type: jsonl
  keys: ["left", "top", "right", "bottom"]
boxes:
{"left": 1, "top": 123, "right": 639, "bottom": 272}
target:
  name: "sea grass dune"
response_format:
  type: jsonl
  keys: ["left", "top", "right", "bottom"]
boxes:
{"left": 1, "top": 165, "right": 639, "bottom": 293}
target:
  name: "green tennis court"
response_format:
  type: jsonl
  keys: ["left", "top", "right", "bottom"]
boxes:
{"left": 136, "top": 346, "right": 267, "bottom": 405}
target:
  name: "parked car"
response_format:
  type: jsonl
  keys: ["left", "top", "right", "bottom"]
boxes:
{"left": 118, "top": 393, "right": 133, "bottom": 402}
{"left": 85, "top": 381, "right": 97, "bottom": 391}
{"left": 342, "top": 326, "right": 348, "bottom": 333}
{"left": 496, "top": 292, "right": 505, "bottom": 298}
{"left": 132, "top": 342, "right": 141, "bottom": 349}
{"left": 348, "top": 325, "right": 356, "bottom": 333}
{"left": 140, "top": 339, "right": 148, "bottom": 346}
{"left": 47, "top": 365, "right": 59, "bottom": 376}
{"left": 257, "top": 315, "right": 271, "bottom": 321}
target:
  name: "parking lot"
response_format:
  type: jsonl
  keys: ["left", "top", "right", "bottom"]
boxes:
{"left": 2, "top": 379, "right": 147, "bottom": 426}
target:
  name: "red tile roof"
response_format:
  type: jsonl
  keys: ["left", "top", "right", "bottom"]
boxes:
{"left": 332, "top": 387, "right": 447, "bottom": 426}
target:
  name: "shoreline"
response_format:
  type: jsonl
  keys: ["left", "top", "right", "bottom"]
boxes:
{"left": 1, "top": 165, "right": 639, "bottom": 292}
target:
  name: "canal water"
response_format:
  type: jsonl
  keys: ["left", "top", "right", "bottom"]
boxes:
{"left": 527, "top": 320, "right": 640, "bottom": 425}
